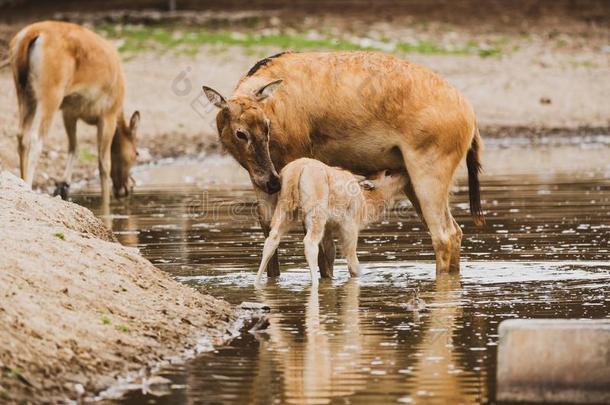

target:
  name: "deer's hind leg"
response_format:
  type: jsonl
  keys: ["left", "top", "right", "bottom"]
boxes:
{"left": 18, "top": 85, "right": 63, "bottom": 187}
{"left": 400, "top": 146, "right": 462, "bottom": 274}
{"left": 53, "top": 111, "right": 77, "bottom": 200}
{"left": 254, "top": 187, "right": 281, "bottom": 278}
{"left": 16, "top": 92, "right": 36, "bottom": 183}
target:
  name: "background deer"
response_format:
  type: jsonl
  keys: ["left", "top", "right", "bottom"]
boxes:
{"left": 203, "top": 51, "right": 484, "bottom": 277}
{"left": 9, "top": 21, "right": 140, "bottom": 202}
{"left": 256, "top": 158, "right": 407, "bottom": 286}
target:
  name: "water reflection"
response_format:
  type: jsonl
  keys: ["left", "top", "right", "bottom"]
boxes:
{"left": 407, "top": 273, "right": 482, "bottom": 405}
{"left": 253, "top": 280, "right": 366, "bottom": 404}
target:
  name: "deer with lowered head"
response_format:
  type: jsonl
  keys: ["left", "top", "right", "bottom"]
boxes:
{"left": 203, "top": 51, "right": 484, "bottom": 278}
{"left": 255, "top": 158, "right": 407, "bottom": 286}
{"left": 9, "top": 21, "right": 140, "bottom": 202}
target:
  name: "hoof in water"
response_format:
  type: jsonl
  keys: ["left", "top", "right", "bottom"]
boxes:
{"left": 53, "top": 181, "right": 70, "bottom": 200}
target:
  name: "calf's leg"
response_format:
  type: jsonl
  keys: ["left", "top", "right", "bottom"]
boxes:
{"left": 255, "top": 208, "right": 293, "bottom": 285}
{"left": 303, "top": 220, "right": 336, "bottom": 278}
{"left": 303, "top": 209, "right": 327, "bottom": 287}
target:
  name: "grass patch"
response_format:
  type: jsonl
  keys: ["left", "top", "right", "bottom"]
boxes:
{"left": 115, "top": 324, "right": 130, "bottom": 332}
{"left": 101, "top": 315, "right": 112, "bottom": 325}
{"left": 79, "top": 148, "right": 96, "bottom": 163}
{"left": 99, "top": 25, "right": 505, "bottom": 58}
{"left": 53, "top": 232, "right": 65, "bottom": 241}
{"left": 4, "top": 367, "right": 23, "bottom": 379}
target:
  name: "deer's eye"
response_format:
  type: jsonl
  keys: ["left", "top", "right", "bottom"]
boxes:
{"left": 236, "top": 130, "right": 249, "bottom": 142}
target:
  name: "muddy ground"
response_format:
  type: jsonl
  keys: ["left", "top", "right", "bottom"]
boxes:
{"left": 0, "top": 170, "right": 238, "bottom": 403}
{"left": 0, "top": 4, "right": 608, "bottom": 189}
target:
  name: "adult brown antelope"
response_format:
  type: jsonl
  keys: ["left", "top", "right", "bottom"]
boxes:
{"left": 9, "top": 21, "right": 140, "bottom": 202}
{"left": 203, "top": 51, "right": 484, "bottom": 277}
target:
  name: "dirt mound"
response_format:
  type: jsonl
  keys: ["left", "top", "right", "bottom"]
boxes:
{"left": 0, "top": 171, "right": 235, "bottom": 403}
{"left": 0, "top": 172, "right": 116, "bottom": 242}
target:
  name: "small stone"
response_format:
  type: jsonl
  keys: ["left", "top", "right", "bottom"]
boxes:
{"left": 240, "top": 301, "right": 270, "bottom": 311}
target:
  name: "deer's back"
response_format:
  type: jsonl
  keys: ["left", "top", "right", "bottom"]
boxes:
{"left": 280, "top": 158, "right": 364, "bottom": 223}
{"left": 237, "top": 51, "right": 475, "bottom": 175}
{"left": 11, "top": 21, "right": 125, "bottom": 119}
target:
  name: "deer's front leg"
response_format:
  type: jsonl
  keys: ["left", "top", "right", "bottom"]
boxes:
{"left": 254, "top": 187, "right": 280, "bottom": 277}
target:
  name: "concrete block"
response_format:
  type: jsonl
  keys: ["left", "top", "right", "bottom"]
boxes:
{"left": 496, "top": 319, "right": 610, "bottom": 403}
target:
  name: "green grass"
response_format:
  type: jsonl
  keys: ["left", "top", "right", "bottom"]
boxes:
{"left": 4, "top": 367, "right": 23, "bottom": 379}
{"left": 101, "top": 315, "right": 112, "bottom": 325}
{"left": 53, "top": 232, "right": 65, "bottom": 241}
{"left": 115, "top": 324, "right": 130, "bottom": 332}
{"left": 99, "top": 25, "right": 505, "bottom": 58}
{"left": 79, "top": 148, "right": 96, "bottom": 163}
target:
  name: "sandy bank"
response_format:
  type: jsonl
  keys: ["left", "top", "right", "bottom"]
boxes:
{"left": 0, "top": 171, "right": 235, "bottom": 403}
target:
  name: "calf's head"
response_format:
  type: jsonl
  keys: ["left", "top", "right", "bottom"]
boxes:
{"left": 360, "top": 170, "right": 408, "bottom": 202}
{"left": 202, "top": 80, "right": 282, "bottom": 194}
{"left": 111, "top": 111, "right": 140, "bottom": 198}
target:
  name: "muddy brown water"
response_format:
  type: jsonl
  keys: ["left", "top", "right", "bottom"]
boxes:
{"left": 74, "top": 155, "right": 610, "bottom": 405}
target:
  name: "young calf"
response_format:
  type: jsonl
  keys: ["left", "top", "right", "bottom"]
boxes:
{"left": 255, "top": 158, "right": 407, "bottom": 286}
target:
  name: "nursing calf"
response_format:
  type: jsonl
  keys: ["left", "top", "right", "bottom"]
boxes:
{"left": 256, "top": 158, "right": 407, "bottom": 286}
{"left": 9, "top": 21, "right": 140, "bottom": 202}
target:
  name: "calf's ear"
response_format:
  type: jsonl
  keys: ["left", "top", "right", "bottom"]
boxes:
{"left": 203, "top": 86, "right": 228, "bottom": 109}
{"left": 359, "top": 180, "right": 376, "bottom": 191}
{"left": 255, "top": 79, "right": 283, "bottom": 101}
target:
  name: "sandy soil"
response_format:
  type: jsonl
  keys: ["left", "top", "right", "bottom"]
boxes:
{"left": 0, "top": 170, "right": 236, "bottom": 403}
{"left": 0, "top": 7, "right": 608, "bottom": 190}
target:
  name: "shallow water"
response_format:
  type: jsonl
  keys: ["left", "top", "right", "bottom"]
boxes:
{"left": 75, "top": 157, "right": 610, "bottom": 405}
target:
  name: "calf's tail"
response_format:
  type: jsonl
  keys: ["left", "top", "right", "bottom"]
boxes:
{"left": 280, "top": 164, "right": 304, "bottom": 214}
{"left": 466, "top": 126, "right": 485, "bottom": 226}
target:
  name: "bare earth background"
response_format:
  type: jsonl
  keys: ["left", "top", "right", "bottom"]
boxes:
{"left": 0, "top": 1, "right": 608, "bottom": 188}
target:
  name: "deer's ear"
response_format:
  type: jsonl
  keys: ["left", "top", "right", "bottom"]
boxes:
{"left": 254, "top": 79, "right": 283, "bottom": 101}
{"left": 129, "top": 111, "right": 140, "bottom": 133}
{"left": 203, "top": 86, "right": 228, "bottom": 109}
{"left": 359, "top": 180, "right": 376, "bottom": 191}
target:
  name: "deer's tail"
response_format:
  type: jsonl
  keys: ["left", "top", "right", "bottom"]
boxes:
{"left": 11, "top": 30, "right": 40, "bottom": 94}
{"left": 466, "top": 126, "right": 485, "bottom": 226}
